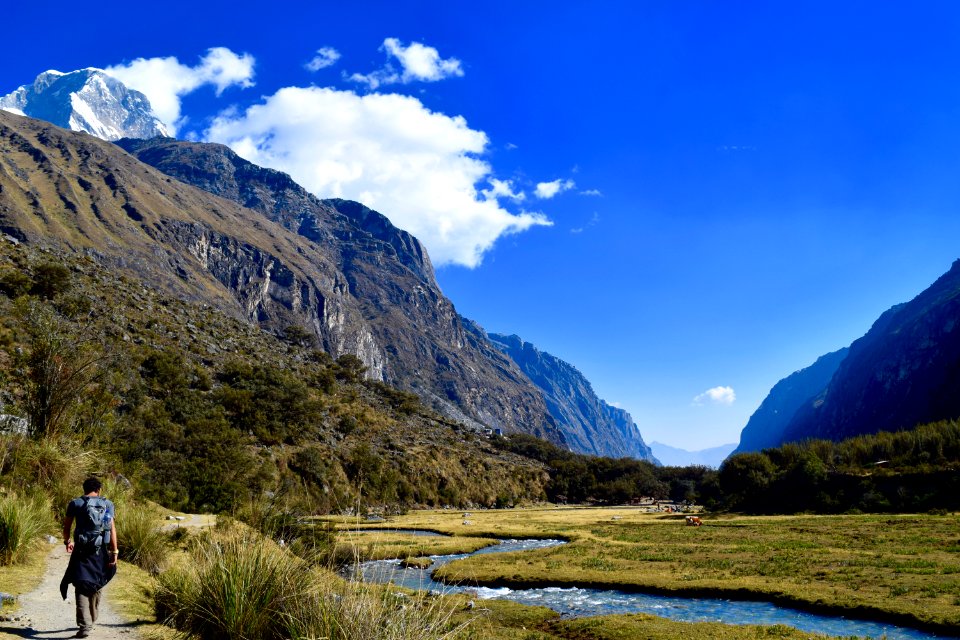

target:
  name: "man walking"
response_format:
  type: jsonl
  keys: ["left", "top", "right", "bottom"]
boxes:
{"left": 60, "top": 477, "right": 118, "bottom": 638}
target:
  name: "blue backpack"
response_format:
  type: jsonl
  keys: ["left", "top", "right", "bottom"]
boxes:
{"left": 74, "top": 496, "right": 110, "bottom": 551}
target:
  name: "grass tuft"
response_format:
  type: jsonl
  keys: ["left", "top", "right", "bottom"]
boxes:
{"left": 117, "top": 504, "right": 170, "bottom": 573}
{"left": 0, "top": 491, "right": 50, "bottom": 566}
{"left": 156, "top": 528, "right": 470, "bottom": 640}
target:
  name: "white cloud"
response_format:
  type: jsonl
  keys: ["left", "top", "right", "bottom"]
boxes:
{"left": 693, "top": 386, "right": 736, "bottom": 406}
{"left": 580, "top": 188, "right": 603, "bottom": 196}
{"left": 535, "top": 178, "right": 576, "bottom": 199}
{"left": 306, "top": 47, "right": 341, "bottom": 71}
{"left": 481, "top": 178, "right": 526, "bottom": 202}
{"left": 205, "top": 86, "right": 550, "bottom": 267}
{"left": 106, "top": 47, "right": 254, "bottom": 134}
{"left": 571, "top": 212, "right": 600, "bottom": 234}
{"left": 349, "top": 38, "right": 463, "bottom": 89}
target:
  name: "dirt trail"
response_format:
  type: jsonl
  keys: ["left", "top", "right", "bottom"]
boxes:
{"left": 1, "top": 514, "right": 213, "bottom": 639}
{"left": 0, "top": 543, "right": 139, "bottom": 640}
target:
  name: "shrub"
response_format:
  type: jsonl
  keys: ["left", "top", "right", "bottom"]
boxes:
{"left": 30, "top": 262, "right": 72, "bottom": 299}
{"left": 156, "top": 530, "right": 322, "bottom": 640}
{"left": 0, "top": 269, "right": 32, "bottom": 298}
{"left": 117, "top": 504, "right": 170, "bottom": 573}
{"left": 0, "top": 492, "right": 50, "bottom": 566}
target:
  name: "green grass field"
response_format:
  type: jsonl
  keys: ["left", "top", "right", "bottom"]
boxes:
{"left": 370, "top": 507, "right": 960, "bottom": 634}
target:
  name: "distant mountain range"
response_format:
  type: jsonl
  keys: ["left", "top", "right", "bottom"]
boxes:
{"left": 737, "top": 261, "right": 960, "bottom": 451}
{"left": 0, "top": 67, "right": 659, "bottom": 460}
{"left": 649, "top": 441, "right": 735, "bottom": 468}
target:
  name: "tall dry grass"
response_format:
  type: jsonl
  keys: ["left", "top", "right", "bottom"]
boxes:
{"left": 117, "top": 503, "right": 170, "bottom": 573}
{"left": 0, "top": 491, "right": 50, "bottom": 566}
{"left": 156, "top": 529, "right": 469, "bottom": 640}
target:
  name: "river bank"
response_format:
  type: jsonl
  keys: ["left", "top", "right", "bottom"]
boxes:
{"left": 330, "top": 506, "right": 960, "bottom": 635}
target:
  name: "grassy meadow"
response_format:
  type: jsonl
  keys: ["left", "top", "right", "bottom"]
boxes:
{"left": 333, "top": 527, "right": 498, "bottom": 561}
{"left": 344, "top": 507, "right": 960, "bottom": 634}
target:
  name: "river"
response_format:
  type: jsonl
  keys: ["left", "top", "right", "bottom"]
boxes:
{"left": 350, "top": 530, "right": 957, "bottom": 640}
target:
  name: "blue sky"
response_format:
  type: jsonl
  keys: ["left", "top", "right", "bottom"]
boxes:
{"left": 6, "top": 1, "right": 960, "bottom": 449}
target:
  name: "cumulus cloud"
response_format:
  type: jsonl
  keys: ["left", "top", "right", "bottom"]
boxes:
{"left": 205, "top": 86, "right": 550, "bottom": 267}
{"left": 305, "top": 47, "right": 341, "bottom": 71}
{"left": 106, "top": 47, "right": 254, "bottom": 134}
{"left": 535, "top": 178, "right": 576, "bottom": 199}
{"left": 481, "top": 178, "right": 526, "bottom": 202}
{"left": 349, "top": 37, "right": 463, "bottom": 89}
{"left": 580, "top": 188, "right": 603, "bottom": 196}
{"left": 693, "top": 386, "right": 736, "bottom": 406}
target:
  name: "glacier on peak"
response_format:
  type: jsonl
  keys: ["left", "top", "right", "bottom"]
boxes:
{"left": 0, "top": 68, "right": 169, "bottom": 141}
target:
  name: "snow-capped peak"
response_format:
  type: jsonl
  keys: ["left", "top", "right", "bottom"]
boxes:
{"left": 0, "top": 68, "right": 169, "bottom": 141}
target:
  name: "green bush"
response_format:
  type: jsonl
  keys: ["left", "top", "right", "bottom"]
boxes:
{"left": 0, "top": 269, "right": 32, "bottom": 298}
{"left": 30, "top": 262, "right": 72, "bottom": 299}
{"left": 0, "top": 492, "right": 50, "bottom": 566}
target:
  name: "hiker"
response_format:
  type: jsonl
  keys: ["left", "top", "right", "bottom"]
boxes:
{"left": 60, "top": 477, "right": 118, "bottom": 639}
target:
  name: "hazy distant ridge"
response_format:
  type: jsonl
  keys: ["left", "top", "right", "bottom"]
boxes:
{"left": 649, "top": 441, "right": 735, "bottom": 468}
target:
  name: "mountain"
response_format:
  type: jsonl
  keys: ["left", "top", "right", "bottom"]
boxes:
{"left": 781, "top": 261, "right": 960, "bottom": 444}
{"left": 0, "top": 110, "right": 562, "bottom": 444}
{"left": 111, "top": 134, "right": 563, "bottom": 441}
{"left": 733, "top": 348, "right": 848, "bottom": 454}
{"left": 488, "top": 333, "right": 657, "bottom": 462}
{"left": 649, "top": 441, "right": 736, "bottom": 468}
{"left": 1, "top": 69, "right": 168, "bottom": 141}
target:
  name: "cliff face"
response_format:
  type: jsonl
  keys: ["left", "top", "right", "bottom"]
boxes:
{"left": 782, "top": 262, "right": 960, "bottom": 444}
{"left": 733, "top": 348, "right": 848, "bottom": 454}
{"left": 114, "top": 136, "right": 563, "bottom": 440}
{"left": 489, "top": 333, "right": 657, "bottom": 461}
{"left": 0, "top": 111, "right": 562, "bottom": 441}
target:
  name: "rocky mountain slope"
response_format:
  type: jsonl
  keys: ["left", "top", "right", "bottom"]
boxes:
{"left": 1, "top": 69, "right": 168, "bottom": 140}
{"left": 733, "top": 348, "right": 848, "bottom": 453}
{"left": 488, "top": 333, "right": 657, "bottom": 461}
{"left": 781, "top": 261, "right": 960, "bottom": 444}
{"left": 0, "top": 110, "right": 562, "bottom": 443}
{"left": 112, "top": 134, "right": 562, "bottom": 441}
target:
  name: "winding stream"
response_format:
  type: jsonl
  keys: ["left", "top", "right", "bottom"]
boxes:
{"left": 350, "top": 530, "right": 956, "bottom": 640}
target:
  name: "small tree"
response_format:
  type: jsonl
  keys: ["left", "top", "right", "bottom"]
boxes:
{"left": 30, "top": 262, "right": 72, "bottom": 299}
{"left": 17, "top": 300, "right": 108, "bottom": 438}
{"left": 334, "top": 354, "right": 367, "bottom": 383}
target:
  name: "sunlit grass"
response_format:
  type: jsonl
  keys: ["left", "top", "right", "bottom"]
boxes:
{"left": 375, "top": 507, "right": 960, "bottom": 631}
{"left": 0, "top": 491, "right": 51, "bottom": 566}
{"left": 0, "top": 540, "right": 49, "bottom": 614}
{"left": 333, "top": 528, "right": 498, "bottom": 561}
{"left": 155, "top": 527, "right": 473, "bottom": 640}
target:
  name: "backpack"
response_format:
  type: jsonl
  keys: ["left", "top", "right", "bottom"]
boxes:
{"left": 74, "top": 496, "right": 109, "bottom": 551}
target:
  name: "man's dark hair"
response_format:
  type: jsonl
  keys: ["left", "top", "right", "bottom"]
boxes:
{"left": 82, "top": 477, "right": 102, "bottom": 494}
